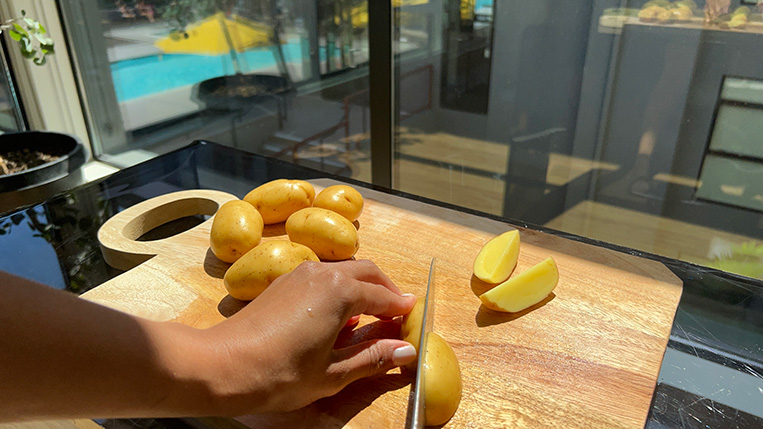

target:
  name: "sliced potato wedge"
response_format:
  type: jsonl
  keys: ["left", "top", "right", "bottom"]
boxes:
{"left": 479, "top": 257, "right": 558, "bottom": 312}
{"left": 473, "top": 230, "right": 520, "bottom": 284}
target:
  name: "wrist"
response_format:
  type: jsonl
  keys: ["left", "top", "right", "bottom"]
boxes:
{"left": 150, "top": 322, "right": 228, "bottom": 416}
{"left": 163, "top": 322, "right": 276, "bottom": 417}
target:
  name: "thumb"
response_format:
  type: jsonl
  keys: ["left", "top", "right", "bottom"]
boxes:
{"left": 330, "top": 339, "right": 417, "bottom": 383}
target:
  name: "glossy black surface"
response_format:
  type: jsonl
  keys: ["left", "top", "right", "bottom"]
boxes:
{"left": 1, "top": 141, "right": 761, "bottom": 427}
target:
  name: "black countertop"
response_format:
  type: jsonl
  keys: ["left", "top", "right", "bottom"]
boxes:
{"left": 2, "top": 141, "right": 761, "bottom": 428}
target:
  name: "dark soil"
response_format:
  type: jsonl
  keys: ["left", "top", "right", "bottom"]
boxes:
{"left": 0, "top": 148, "right": 61, "bottom": 176}
{"left": 212, "top": 83, "right": 285, "bottom": 97}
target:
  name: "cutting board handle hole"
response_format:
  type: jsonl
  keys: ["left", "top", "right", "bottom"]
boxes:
{"left": 123, "top": 197, "right": 220, "bottom": 242}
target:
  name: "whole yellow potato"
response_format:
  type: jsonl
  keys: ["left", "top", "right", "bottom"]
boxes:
{"left": 312, "top": 184, "right": 364, "bottom": 222}
{"left": 423, "top": 332, "right": 462, "bottom": 426}
{"left": 209, "top": 200, "right": 264, "bottom": 263}
{"left": 244, "top": 179, "right": 315, "bottom": 224}
{"left": 285, "top": 207, "right": 359, "bottom": 261}
{"left": 224, "top": 240, "right": 319, "bottom": 301}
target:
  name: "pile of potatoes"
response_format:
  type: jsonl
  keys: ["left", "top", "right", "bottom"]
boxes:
{"left": 209, "top": 179, "right": 364, "bottom": 301}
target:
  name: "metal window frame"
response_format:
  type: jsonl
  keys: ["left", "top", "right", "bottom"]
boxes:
{"left": 368, "top": 0, "right": 396, "bottom": 188}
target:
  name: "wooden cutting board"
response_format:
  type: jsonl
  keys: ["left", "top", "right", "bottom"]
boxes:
{"left": 82, "top": 179, "right": 683, "bottom": 428}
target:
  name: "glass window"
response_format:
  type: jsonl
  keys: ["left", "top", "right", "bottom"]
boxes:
{"left": 60, "top": 0, "right": 371, "bottom": 179}
{"left": 57, "top": 0, "right": 762, "bottom": 279}
{"left": 390, "top": 0, "right": 762, "bottom": 279}
{"left": 0, "top": 41, "right": 25, "bottom": 133}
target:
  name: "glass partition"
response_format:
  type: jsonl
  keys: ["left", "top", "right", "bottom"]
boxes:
{"left": 391, "top": 0, "right": 763, "bottom": 279}
{"left": 61, "top": 0, "right": 371, "bottom": 178}
{"left": 58, "top": 0, "right": 762, "bottom": 279}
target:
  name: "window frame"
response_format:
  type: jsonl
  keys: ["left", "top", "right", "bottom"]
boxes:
{"left": 0, "top": 0, "right": 91, "bottom": 160}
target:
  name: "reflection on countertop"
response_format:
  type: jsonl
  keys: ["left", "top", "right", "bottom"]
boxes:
{"left": 0, "top": 141, "right": 760, "bottom": 427}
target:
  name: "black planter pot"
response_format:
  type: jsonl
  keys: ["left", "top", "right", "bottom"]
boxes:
{"left": 197, "top": 74, "right": 294, "bottom": 112}
{"left": 0, "top": 131, "right": 86, "bottom": 213}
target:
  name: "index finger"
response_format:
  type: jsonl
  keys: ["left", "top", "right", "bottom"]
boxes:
{"left": 347, "top": 281, "right": 417, "bottom": 319}
{"left": 333, "top": 260, "right": 404, "bottom": 295}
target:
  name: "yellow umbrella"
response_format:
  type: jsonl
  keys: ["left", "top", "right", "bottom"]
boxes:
{"left": 335, "top": 0, "right": 431, "bottom": 29}
{"left": 155, "top": 12, "right": 274, "bottom": 55}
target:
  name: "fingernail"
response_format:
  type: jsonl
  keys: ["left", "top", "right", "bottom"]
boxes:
{"left": 393, "top": 344, "right": 417, "bottom": 366}
{"left": 401, "top": 293, "right": 416, "bottom": 298}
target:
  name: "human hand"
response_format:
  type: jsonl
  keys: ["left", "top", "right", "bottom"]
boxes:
{"left": 197, "top": 260, "right": 418, "bottom": 415}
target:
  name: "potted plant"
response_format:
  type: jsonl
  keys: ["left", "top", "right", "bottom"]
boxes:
{"left": 0, "top": 10, "right": 86, "bottom": 213}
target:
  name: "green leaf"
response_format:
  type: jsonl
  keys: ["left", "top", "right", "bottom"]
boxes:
{"left": 23, "top": 18, "right": 40, "bottom": 31}
{"left": 41, "top": 44, "right": 54, "bottom": 55}
{"left": 33, "top": 33, "right": 53, "bottom": 46}
{"left": 33, "top": 56, "right": 46, "bottom": 66}
{"left": 12, "top": 23, "right": 28, "bottom": 37}
{"left": 8, "top": 29, "right": 22, "bottom": 41}
{"left": 19, "top": 39, "right": 35, "bottom": 58}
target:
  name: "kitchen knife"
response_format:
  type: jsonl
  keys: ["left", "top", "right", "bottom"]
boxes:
{"left": 405, "top": 257, "right": 436, "bottom": 429}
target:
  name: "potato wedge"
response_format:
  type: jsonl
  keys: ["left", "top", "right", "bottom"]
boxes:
{"left": 480, "top": 257, "right": 558, "bottom": 312}
{"left": 473, "top": 230, "right": 520, "bottom": 284}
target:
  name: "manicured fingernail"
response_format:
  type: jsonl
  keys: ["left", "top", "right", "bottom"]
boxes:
{"left": 393, "top": 344, "right": 417, "bottom": 366}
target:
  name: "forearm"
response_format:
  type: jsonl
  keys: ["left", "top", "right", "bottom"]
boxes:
{"left": 0, "top": 272, "right": 228, "bottom": 421}
{"left": 0, "top": 260, "right": 418, "bottom": 420}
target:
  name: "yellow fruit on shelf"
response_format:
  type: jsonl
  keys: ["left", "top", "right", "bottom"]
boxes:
{"left": 656, "top": 8, "right": 674, "bottom": 23}
{"left": 638, "top": 6, "right": 663, "bottom": 21}
{"left": 672, "top": 6, "right": 693, "bottom": 22}
{"left": 479, "top": 257, "right": 559, "bottom": 313}
{"left": 728, "top": 14, "right": 748, "bottom": 28}
{"left": 473, "top": 230, "right": 520, "bottom": 284}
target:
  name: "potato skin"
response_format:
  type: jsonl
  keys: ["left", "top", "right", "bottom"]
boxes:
{"left": 285, "top": 207, "right": 359, "bottom": 261}
{"left": 423, "top": 332, "right": 462, "bottom": 426}
{"left": 400, "top": 298, "right": 425, "bottom": 354}
{"left": 312, "top": 185, "right": 364, "bottom": 222}
{"left": 244, "top": 179, "right": 316, "bottom": 224}
{"left": 209, "top": 200, "right": 264, "bottom": 263}
{"left": 224, "top": 240, "right": 319, "bottom": 301}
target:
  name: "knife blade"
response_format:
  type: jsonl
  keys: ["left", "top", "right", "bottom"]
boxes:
{"left": 406, "top": 257, "right": 436, "bottom": 429}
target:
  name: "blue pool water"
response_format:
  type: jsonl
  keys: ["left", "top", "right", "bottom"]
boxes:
{"left": 112, "top": 41, "right": 313, "bottom": 102}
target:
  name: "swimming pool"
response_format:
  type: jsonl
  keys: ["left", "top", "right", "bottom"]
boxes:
{"left": 111, "top": 40, "right": 334, "bottom": 102}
